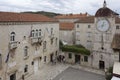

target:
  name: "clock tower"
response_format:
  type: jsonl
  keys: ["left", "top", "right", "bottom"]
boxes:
{"left": 92, "top": 0, "right": 119, "bottom": 69}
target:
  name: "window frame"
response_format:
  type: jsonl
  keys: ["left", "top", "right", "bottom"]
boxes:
{"left": 31, "top": 30, "right": 35, "bottom": 37}
{"left": 88, "top": 25, "right": 91, "bottom": 28}
{"left": 24, "top": 46, "right": 28, "bottom": 57}
{"left": 68, "top": 53, "right": 72, "bottom": 59}
{"left": 77, "top": 24, "right": 79, "bottom": 28}
{"left": 84, "top": 56, "right": 88, "bottom": 62}
{"left": 24, "top": 65, "right": 28, "bottom": 73}
{"left": 116, "top": 25, "right": 119, "bottom": 29}
{"left": 36, "top": 29, "right": 38, "bottom": 37}
{"left": 38, "top": 29, "right": 41, "bottom": 37}
{"left": 10, "top": 32, "right": 15, "bottom": 42}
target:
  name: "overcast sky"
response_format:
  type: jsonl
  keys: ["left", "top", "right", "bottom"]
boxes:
{"left": 0, "top": 0, "right": 120, "bottom": 15}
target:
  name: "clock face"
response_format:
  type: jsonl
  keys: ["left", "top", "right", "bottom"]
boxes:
{"left": 97, "top": 19, "right": 110, "bottom": 32}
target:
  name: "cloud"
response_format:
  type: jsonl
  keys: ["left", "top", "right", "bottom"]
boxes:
{"left": 0, "top": 0, "right": 120, "bottom": 15}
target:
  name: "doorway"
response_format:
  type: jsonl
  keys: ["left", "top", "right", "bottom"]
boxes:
{"left": 75, "top": 55, "right": 80, "bottom": 64}
{"left": 10, "top": 73, "right": 16, "bottom": 80}
{"left": 99, "top": 61, "right": 105, "bottom": 69}
{"left": 34, "top": 59, "right": 39, "bottom": 73}
{"left": 50, "top": 53, "right": 54, "bottom": 62}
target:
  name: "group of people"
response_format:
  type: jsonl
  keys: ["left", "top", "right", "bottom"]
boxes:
{"left": 57, "top": 55, "right": 65, "bottom": 63}
{"left": 51, "top": 55, "right": 65, "bottom": 65}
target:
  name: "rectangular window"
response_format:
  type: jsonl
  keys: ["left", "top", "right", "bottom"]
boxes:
{"left": 36, "top": 30, "right": 38, "bottom": 37}
{"left": 39, "top": 29, "right": 41, "bottom": 37}
{"left": 88, "top": 25, "right": 91, "bottom": 28}
{"left": 24, "top": 46, "right": 28, "bottom": 57}
{"left": 24, "top": 65, "right": 28, "bottom": 73}
{"left": 84, "top": 56, "right": 88, "bottom": 62}
{"left": 44, "top": 56, "right": 46, "bottom": 62}
{"left": 68, "top": 53, "right": 72, "bottom": 59}
{"left": 116, "top": 25, "right": 119, "bottom": 29}
{"left": 77, "top": 24, "right": 79, "bottom": 28}
{"left": 86, "top": 40, "right": 92, "bottom": 49}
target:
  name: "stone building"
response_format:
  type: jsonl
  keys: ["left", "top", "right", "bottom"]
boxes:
{"left": 55, "top": 13, "right": 88, "bottom": 22}
{"left": 55, "top": 13, "right": 88, "bottom": 45}
{"left": 0, "top": 12, "right": 59, "bottom": 80}
{"left": 59, "top": 22, "right": 74, "bottom": 45}
{"left": 73, "top": 1, "right": 120, "bottom": 69}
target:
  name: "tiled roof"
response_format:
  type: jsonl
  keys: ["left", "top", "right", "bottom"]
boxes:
{"left": 55, "top": 13, "right": 88, "bottom": 19}
{"left": 0, "top": 12, "right": 57, "bottom": 22}
{"left": 60, "top": 22, "right": 74, "bottom": 30}
{"left": 95, "top": 7, "right": 119, "bottom": 17}
{"left": 75, "top": 16, "right": 94, "bottom": 23}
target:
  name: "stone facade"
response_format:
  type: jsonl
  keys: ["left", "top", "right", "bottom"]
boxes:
{"left": 0, "top": 13, "right": 59, "bottom": 80}
{"left": 55, "top": 13, "right": 88, "bottom": 45}
{"left": 75, "top": 22, "right": 94, "bottom": 51}
{"left": 57, "top": 1, "right": 120, "bottom": 70}
{"left": 64, "top": 52, "right": 92, "bottom": 67}
{"left": 74, "top": 2, "right": 120, "bottom": 70}
{"left": 60, "top": 29, "right": 74, "bottom": 45}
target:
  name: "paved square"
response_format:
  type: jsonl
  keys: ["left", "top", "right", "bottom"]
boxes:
{"left": 53, "top": 67, "right": 105, "bottom": 80}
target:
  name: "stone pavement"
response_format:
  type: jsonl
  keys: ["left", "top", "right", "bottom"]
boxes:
{"left": 53, "top": 67, "right": 105, "bottom": 80}
{"left": 26, "top": 63, "right": 105, "bottom": 80}
{"left": 71, "top": 64, "right": 105, "bottom": 75}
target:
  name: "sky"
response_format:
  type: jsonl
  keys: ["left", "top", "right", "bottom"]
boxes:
{"left": 0, "top": 0, "right": 120, "bottom": 15}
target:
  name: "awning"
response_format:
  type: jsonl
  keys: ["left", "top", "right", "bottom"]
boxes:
{"left": 111, "top": 76, "right": 120, "bottom": 80}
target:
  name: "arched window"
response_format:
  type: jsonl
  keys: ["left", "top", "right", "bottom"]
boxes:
{"left": 36, "top": 29, "right": 38, "bottom": 37}
{"left": 31, "top": 30, "right": 35, "bottom": 37}
{"left": 24, "top": 46, "right": 28, "bottom": 57}
{"left": 10, "top": 32, "right": 15, "bottom": 41}
{"left": 39, "top": 29, "right": 41, "bottom": 37}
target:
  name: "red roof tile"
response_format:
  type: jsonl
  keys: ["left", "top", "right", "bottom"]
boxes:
{"left": 55, "top": 13, "right": 88, "bottom": 19}
{"left": 0, "top": 12, "right": 57, "bottom": 22}
{"left": 75, "top": 16, "right": 94, "bottom": 23}
{"left": 60, "top": 22, "right": 74, "bottom": 30}
{"left": 95, "top": 7, "right": 119, "bottom": 17}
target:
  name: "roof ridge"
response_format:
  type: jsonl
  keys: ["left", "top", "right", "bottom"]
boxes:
{"left": 0, "top": 11, "right": 58, "bottom": 22}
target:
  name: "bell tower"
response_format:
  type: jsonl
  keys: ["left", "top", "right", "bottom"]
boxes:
{"left": 92, "top": 0, "right": 118, "bottom": 69}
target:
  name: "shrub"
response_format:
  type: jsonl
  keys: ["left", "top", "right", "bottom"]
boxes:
{"left": 60, "top": 45, "right": 90, "bottom": 55}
